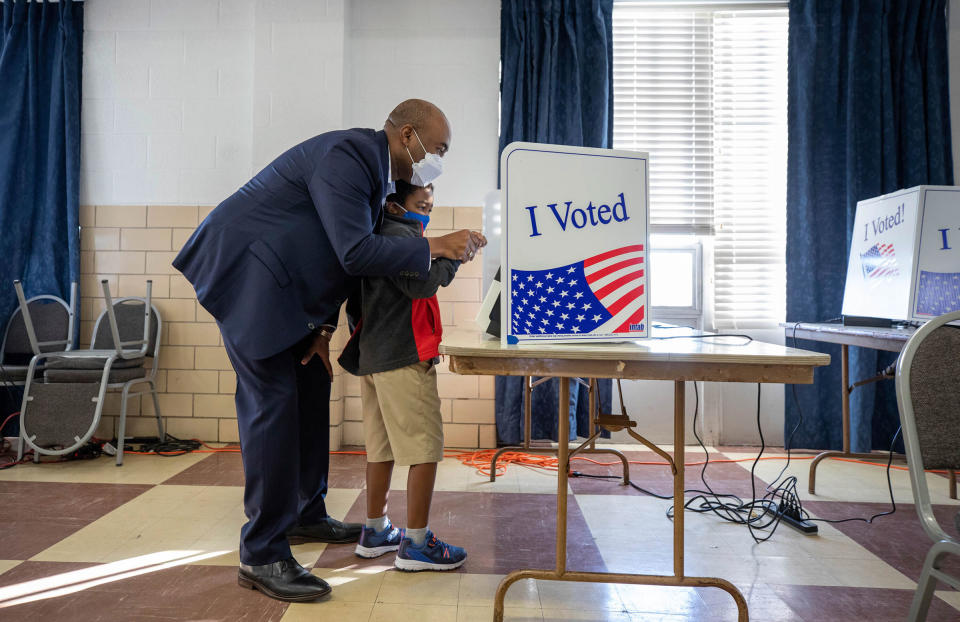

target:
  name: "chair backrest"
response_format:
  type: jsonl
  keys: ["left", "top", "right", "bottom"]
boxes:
{"left": 2, "top": 290, "right": 74, "bottom": 364}
{"left": 896, "top": 310, "right": 960, "bottom": 544}
{"left": 91, "top": 298, "right": 160, "bottom": 356}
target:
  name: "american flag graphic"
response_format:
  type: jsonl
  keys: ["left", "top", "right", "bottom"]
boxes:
{"left": 510, "top": 244, "right": 645, "bottom": 336}
{"left": 915, "top": 270, "right": 960, "bottom": 316}
{"left": 860, "top": 243, "right": 899, "bottom": 279}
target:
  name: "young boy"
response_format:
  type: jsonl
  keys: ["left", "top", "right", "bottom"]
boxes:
{"left": 338, "top": 180, "right": 467, "bottom": 571}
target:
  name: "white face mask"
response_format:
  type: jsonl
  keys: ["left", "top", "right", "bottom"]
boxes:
{"left": 406, "top": 128, "right": 444, "bottom": 186}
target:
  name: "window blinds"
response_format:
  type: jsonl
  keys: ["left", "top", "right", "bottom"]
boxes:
{"left": 612, "top": 4, "right": 787, "bottom": 328}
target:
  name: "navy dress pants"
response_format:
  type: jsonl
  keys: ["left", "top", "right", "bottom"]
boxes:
{"left": 222, "top": 330, "right": 331, "bottom": 565}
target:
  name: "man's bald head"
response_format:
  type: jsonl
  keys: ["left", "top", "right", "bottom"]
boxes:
{"left": 384, "top": 99, "right": 452, "bottom": 184}
{"left": 386, "top": 99, "right": 448, "bottom": 134}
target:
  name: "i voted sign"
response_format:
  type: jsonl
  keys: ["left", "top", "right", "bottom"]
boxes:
{"left": 841, "top": 185, "right": 960, "bottom": 322}
{"left": 500, "top": 142, "right": 650, "bottom": 345}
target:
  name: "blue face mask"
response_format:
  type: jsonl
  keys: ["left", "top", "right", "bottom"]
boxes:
{"left": 404, "top": 211, "right": 430, "bottom": 231}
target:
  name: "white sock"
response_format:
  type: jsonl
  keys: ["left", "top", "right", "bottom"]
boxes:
{"left": 405, "top": 526, "right": 428, "bottom": 546}
{"left": 366, "top": 514, "right": 389, "bottom": 533}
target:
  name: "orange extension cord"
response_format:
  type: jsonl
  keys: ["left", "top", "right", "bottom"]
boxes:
{"left": 119, "top": 441, "right": 951, "bottom": 478}
{"left": 2, "top": 418, "right": 948, "bottom": 478}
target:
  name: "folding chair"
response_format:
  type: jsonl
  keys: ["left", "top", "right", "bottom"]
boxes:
{"left": 0, "top": 281, "right": 76, "bottom": 386}
{"left": 895, "top": 309, "right": 960, "bottom": 621}
{"left": 17, "top": 280, "right": 164, "bottom": 466}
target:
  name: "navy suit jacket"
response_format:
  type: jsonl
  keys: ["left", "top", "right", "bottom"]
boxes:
{"left": 173, "top": 128, "right": 429, "bottom": 360}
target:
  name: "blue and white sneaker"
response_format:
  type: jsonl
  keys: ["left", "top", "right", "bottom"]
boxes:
{"left": 354, "top": 522, "right": 402, "bottom": 558}
{"left": 394, "top": 530, "right": 467, "bottom": 572}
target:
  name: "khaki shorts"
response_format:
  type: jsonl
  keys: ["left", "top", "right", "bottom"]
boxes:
{"left": 361, "top": 360, "right": 444, "bottom": 466}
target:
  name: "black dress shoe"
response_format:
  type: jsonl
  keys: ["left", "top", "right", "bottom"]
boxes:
{"left": 287, "top": 517, "right": 362, "bottom": 543}
{"left": 237, "top": 557, "right": 331, "bottom": 602}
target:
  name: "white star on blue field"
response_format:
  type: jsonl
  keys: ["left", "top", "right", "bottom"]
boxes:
{"left": 510, "top": 262, "right": 611, "bottom": 335}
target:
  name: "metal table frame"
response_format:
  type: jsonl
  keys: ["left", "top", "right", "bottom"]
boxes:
{"left": 783, "top": 322, "right": 957, "bottom": 499}
{"left": 442, "top": 335, "right": 830, "bottom": 622}
{"left": 488, "top": 376, "right": 631, "bottom": 485}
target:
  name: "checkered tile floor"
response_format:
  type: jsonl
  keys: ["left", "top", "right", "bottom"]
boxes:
{"left": 1, "top": 443, "right": 958, "bottom": 621}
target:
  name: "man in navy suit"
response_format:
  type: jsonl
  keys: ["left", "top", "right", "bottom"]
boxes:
{"left": 173, "top": 99, "right": 482, "bottom": 602}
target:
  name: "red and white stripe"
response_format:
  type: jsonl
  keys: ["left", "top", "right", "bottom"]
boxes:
{"left": 583, "top": 244, "right": 645, "bottom": 333}
{"left": 868, "top": 244, "right": 898, "bottom": 278}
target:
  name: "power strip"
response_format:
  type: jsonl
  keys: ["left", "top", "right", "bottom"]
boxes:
{"left": 778, "top": 502, "right": 818, "bottom": 534}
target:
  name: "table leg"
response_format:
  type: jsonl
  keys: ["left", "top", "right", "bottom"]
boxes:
{"left": 808, "top": 344, "right": 909, "bottom": 495}
{"left": 842, "top": 344, "right": 851, "bottom": 454}
{"left": 493, "top": 377, "right": 748, "bottom": 622}
{"left": 674, "top": 380, "right": 685, "bottom": 578}
{"left": 809, "top": 345, "right": 849, "bottom": 494}
{"left": 556, "top": 377, "right": 570, "bottom": 574}
{"left": 588, "top": 378, "right": 597, "bottom": 451}
{"left": 491, "top": 377, "right": 628, "bottom": 484}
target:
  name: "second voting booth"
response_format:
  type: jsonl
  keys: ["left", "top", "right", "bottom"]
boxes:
{"left": 842, "top": 185, "right": 960, "bottom": 323}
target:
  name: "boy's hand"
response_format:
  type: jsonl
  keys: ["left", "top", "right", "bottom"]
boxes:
{"left": 301, "top": 332, "right": 334, "bottom": 377}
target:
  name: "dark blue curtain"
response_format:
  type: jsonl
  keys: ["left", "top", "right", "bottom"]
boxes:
{"left": 496, "top": 0, "right": 614, "bottom": 443}
{"left": 0, "top": 0, "right": 82, "bottom": 330}
{"left": 786, "top": 0, "right": 953, "bottom": 451}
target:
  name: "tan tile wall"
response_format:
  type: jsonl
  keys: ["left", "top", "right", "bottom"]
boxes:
{"left": 79, "top": 204, "right": 495, "bottom": 449}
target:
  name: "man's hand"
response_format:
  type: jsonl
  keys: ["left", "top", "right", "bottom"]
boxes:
{"left": 470, "top": 230, "right": 488, "bottom": 251}
{"left": 301, "top": 332, "right": 334, "bottom": 377}
{"left": 428, "top": 229, "right": 485, "bottom": 262}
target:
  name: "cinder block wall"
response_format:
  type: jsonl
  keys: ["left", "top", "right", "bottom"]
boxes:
{"left": 79, "top": 203, "right": 495, "bottom": 449}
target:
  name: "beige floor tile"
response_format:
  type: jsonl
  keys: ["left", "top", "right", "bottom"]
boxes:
{"left": 796, "top": 536, "right": 878, "bottom": 564}
{"left": 313, "top": 567, "right": 386, "bottom": 603}
{"left": 281, "top": 600, "right": 373, "bottom": 621}
{"left": 739, "top": 554, "right": 840, "bottom": 586}
{"left": 377, "top": 570, "right": 462, "bottom": 605}
{"left": 368, "top": 602, "right": 459, "bottom": 622}
{"left": 616, "top": 584, "right": 703, "bottom": 614}
{"left": 325, "top": 488, "right": 363, "bottom": 521}
{"left": 388, "top": 466, "right": 410, "bottom": 491}
{"left": 580, "top": 485, "right": 914, "bottom": 591}
{"left": 31, "top": 485, "right": 360, "bottom": 566}
{"left": 385, "top": 459, "right": 569, "bottom": 495}
{"left": 190, "top": 542, "right": 330, "bottom": 568}
{"left": 516, "top": 467, "right": 573, "bottom": 495}
{"left": 599, "top": 549, "right": 674, "bottom": 576}
{"left": 461, "top": 472, "right": 524, "bottom": 494}
{"left": 0, "top": 452, "right": 208, "bottom": 485}
{"left": 458, "top": 605, "right": 544, "bottom": 622}
{"left": 32, "top": 485, "right": 237, "bottom": 562}
{"left": 540, "top": 609, "right": 632, "bottom": 622}
{"left": 935, "top": 590, "right": 960, "bottom": 611}
{"left": 817, "top": 557, "right": 916, "bottom": 589}
{"left": 458, "top": 574, "right": 541, "bottom": 609}
{"left": 576, "top": 494, "right": 669, "bottom": 530}
{"left": 682, "top": 553, "right": 829, "bottom": 587}
{"left": 722, "top": 452, "right": 960, "bottom": 506}
{"left": 745, "top": 527, "right": 875, "bottom": 562}
{"left": 0, "top": 560, "right": 23, "bottom": 575}
{"left": 684, "top": 555, "right": 800, "bottom": 588}
{"left": 535, "top": 579, "right": 624, "bottom": 611}
{"left": 5, "top": 549, "right": 234, "bottom": 606}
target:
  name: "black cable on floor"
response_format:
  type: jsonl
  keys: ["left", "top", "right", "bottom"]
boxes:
{"left": 571, "top": 381, "right": 797, "bottom": 542}
{"left": 123, "top": 434, "right": 202, "bottom": 456}
{"left": 787, "top": 321, "right": 898, "bottom": 524}
{"left": 573, "top": 319, "right": 903, "bottom": 542}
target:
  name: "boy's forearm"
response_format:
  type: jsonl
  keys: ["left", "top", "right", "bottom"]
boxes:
{"left": 391, "top": 258, "right": 460, "bottom": 299}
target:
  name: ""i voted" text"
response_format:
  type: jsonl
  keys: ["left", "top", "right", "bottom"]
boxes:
{"left": 524, "top": 192, "right": 630, "bottom": 238}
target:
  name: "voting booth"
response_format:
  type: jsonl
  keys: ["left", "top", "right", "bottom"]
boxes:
{"left": 842, "top": 185, "right": 960, "bottom": 323}
{"left": 499, "top": 142, "right": 650, "bottom": 345}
